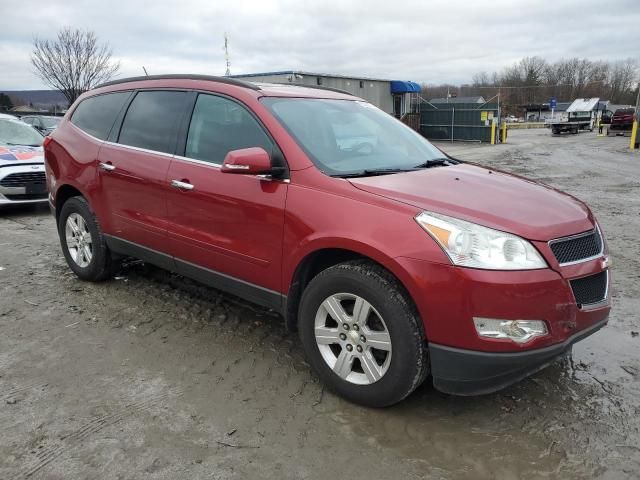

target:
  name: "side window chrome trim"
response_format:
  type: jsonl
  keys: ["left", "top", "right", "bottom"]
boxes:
{"left": 69, "top": 122, "right": 216, "bottom": 164}
{"left": 173, "top": 155, "right": 221, "bottom": 168}
{"left": 102, "top": 140, "right": 176, "bottom": 159}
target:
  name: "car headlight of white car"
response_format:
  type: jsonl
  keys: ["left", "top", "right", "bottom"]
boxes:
{"left": 415, "top": 211, "right": 547, "bottom": 270}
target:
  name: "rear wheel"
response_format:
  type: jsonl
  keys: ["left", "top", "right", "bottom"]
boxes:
{"left": 58, "top": 196, "right": 115, "bottom": 281}
{"left": 298, "top": 260, "right": 428, "bottom": 407}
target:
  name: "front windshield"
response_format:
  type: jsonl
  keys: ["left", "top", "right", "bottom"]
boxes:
{"left": 262, "top": 98, "right": 446, "bottom": 176}
{"left": 0, "top": 119, "right": 43, "bottom": 147}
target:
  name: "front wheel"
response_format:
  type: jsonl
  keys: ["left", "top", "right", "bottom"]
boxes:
{"left": 58, "top": 196, "right": 116, "bottom": 282}
{"left": 298, "top": 261, "right": 429, "bottom": 407}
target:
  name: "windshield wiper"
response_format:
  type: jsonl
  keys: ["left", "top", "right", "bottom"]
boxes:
{"left": 6, "top": 142, "right": 41, "bottom": 147}
{"left": 413, "top": 158, "right": 449, "bottom": 168}
{"left": 332, "top": 168, "right": 416, "bottom": 178}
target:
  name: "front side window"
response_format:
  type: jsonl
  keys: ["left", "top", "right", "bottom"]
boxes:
{"left": 118, "top": 90, "right": 188, "bottom": 154}
{"left": 262, "top": 98, "right": 447, "bottom": 176}
{"left": 71, "top": 92, "right": 130, "bottom": 140}
{"left": 185, "top": 94, "right": 272, "bottom": 164}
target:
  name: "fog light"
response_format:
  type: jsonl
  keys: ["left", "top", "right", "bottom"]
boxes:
{"left": 473, "top": 318, "right": 548, "bottom": 344}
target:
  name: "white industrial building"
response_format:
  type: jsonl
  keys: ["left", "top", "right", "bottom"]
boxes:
{"left": 230, "top": 71, "right": 421, "bottom": 117}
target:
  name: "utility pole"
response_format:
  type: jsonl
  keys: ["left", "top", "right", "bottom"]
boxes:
{"left": 224, "top": 33, "right": 231, "bottom": 77}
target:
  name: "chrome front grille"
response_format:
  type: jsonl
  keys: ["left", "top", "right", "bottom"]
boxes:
{"left": 549, "top": 228, "right": 603, "bottom": 265}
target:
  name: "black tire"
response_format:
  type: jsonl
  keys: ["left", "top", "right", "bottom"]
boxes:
{"left": 58, "top": 196, "right": 115, "bottom": 282}
{"left": 298, "top": 260, "right": 429, "bottom": 407}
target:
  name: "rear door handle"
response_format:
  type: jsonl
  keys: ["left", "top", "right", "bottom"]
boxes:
{"left": 99, "top": 162, "right": 116, "bottom": 172}
{"left": 170, "top": 179, "right": 194, "bottom": 191}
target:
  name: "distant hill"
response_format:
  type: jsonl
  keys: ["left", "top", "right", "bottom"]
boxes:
{"left": 2, "top": 90, "right": 67, "bottom": 108}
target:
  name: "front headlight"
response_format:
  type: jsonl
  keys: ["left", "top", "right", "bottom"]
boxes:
{"left": 415, "top": 211, "right": 547, "bottom": 270}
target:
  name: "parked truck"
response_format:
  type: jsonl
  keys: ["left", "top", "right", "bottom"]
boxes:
{"left": 548, "top": 98, "right": 599, "bottom": 135}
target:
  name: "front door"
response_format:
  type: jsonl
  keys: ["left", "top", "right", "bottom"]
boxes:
{"left": 98, "top": 90, "right": 190, "bottom": 255}
{"left": 166, "top": 93, "right": 288, "bottom": 308}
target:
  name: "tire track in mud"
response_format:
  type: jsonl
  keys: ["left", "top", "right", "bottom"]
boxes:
{"left": 0, "top": 382, "right": 48, "bottom": 401}
{"left": 16, "top": 389, "right": 182, "bottom": 479}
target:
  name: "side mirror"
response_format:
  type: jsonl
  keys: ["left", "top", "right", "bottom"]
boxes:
{"left": 221, "top": 147, "right": 271, "bottom": 175}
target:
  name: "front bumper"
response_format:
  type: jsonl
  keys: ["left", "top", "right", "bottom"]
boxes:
{"left": 429, "top": 316, "right": 608, "bottom": 395}
{"left": 0, "top": 163, "right": 48, "bottom": 206}
{"left": 394, "top": 254, "right": 610, "bottom": 395}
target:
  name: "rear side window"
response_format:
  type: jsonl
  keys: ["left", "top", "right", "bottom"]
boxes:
{"left": 185, "top": 94, "right": 272, "bottom": 164}
{"left": 118, "top": 91, "right": 188, "bottom": 154}
{"left": 71, "top": 92, "right": 130, "bottom": 140}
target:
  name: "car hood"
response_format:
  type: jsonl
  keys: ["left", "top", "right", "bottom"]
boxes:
{"left": 348, "top": 163, "right": 594, "bottom": 241}
{"left": 0, "top": 145, "right": 44, "bottom": 164}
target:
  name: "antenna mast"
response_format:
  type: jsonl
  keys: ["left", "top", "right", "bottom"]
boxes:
{"left": 224, "top": 33, "right": 231, "bottom": 76}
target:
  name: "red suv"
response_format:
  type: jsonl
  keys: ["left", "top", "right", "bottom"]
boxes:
{"left": 44, "top": 75, "right": 610, "bottom": 406}
{"left": 610, "top": 107, "right": 635, "bottom": 131}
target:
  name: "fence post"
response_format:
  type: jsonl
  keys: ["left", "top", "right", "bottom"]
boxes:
{"left": 630, "top": 119, "right": 638, "bottom": 150}
{"left": 451, "top": 106, "right": 455, "bottom": 142}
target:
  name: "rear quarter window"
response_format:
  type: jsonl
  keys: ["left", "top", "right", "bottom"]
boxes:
{"left": 70, "top": 92, "right": 131, "bottom": 140}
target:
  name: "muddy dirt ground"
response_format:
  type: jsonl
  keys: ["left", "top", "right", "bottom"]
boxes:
{"left": 1, "top": 129, "right": 638, "bottom": 479}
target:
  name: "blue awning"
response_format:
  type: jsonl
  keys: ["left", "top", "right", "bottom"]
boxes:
{"left": 390, "top": 81, "right": 421, "bottom": 94}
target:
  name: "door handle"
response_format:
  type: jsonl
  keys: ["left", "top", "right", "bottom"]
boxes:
{"left": 99, "top": 162, "right": 116, "bottom": 172}
{"left": 171, "top": 179, "right": 194, "bottom": 191}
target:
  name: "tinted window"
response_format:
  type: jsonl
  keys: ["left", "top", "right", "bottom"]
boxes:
{"left": 185, "top": 94, "right": 272, "bottom": 164}
{"left": 71, "top": 92, "right": 130, "bottom": 140}
{"left": 118, "top": 91, "right": 188, "bottom": 154}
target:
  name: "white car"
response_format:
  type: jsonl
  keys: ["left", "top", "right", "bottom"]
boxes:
{"left": 0, "top": 113, "right": 47, "bottom": 206}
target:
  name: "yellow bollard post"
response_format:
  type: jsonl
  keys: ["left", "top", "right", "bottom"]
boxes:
{"left": 501, "top": 122, "right": 507, "bottom": 143}
{"left": 491, "top": 120, "right": 496, "bottom": 145}
{"left": 630, "top": 120, "right": 638, "bottom": 150}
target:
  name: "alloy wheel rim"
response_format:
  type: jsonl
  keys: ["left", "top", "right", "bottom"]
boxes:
{"left": 314, "top": 293, "right": 392, "bottom": 385}
{"left": 65, "top": 213, "right": 93, "bottom": 268}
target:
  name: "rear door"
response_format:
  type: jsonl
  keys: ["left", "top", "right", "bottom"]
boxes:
{"left": 166, "top": 93, "right": 288, "bottom": 308}
{"left": 97, "top": 90, "right": 191, "bottom": 260}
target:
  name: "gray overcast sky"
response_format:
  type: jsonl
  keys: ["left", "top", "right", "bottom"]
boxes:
{"left": 1, "top": 0, "right": 639, "bottom": 90}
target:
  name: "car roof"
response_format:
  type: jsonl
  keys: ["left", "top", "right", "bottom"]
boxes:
{"left": 0, "top": 113, "right": 19, "bottom": 120}
{"left": 92, "top": 74, "right": 359, "bottom": 102}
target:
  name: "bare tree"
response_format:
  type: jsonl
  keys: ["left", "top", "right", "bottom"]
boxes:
{"left": 467, "top": 55, "right": 639, "bottom": 113}
{"left": 31, "top": 28, "right": 120, "bottom": 106}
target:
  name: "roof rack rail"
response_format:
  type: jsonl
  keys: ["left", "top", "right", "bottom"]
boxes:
{"left": 269, "top": 82, "right": 354, "bottom": 96}
{"left": 95, "top": 74, "right": 261, "bottom": 91}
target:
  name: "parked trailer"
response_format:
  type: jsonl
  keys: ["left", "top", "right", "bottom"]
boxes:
{"left": 548, "top": 98, "right": 598, "bottom": 135}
